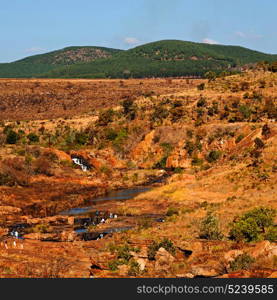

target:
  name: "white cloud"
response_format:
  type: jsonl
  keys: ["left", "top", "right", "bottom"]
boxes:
{"left": 123, "top": 37, "right": 140, "bottom": 45}
{"left": 202, "top": 38, "right": 218, "bottom": 45}
{"left": 25, "top": 47, "right": 46, "bottom": 54}
{"left": 234, "top": 31, "right": 263, "bottom": 40}
{"left": 235, "top": 31, "right": 246, "bottom": 38}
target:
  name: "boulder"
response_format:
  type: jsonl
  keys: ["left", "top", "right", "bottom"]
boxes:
{"left": 190, "top": 260, "right": 224, "bottom": 278}
{"left": 154, "top": 247, "right": 175, "bottom": 273}
{"left": 224, "top": 250, "right": 244, "bottom": 263}
{"left": 135, "top": 258, "right": 147, "bottom": 271}
{"left": 247, "top": 241, "right": 271, "bottom": 258}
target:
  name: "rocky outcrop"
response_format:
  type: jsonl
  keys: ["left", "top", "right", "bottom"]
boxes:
{"left": 154, "top": 247, "right": 176, "bottom": 273}
{"left": 70, "top": 149, "right": 126, "bottom": 170}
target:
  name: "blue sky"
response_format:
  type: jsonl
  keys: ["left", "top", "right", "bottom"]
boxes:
{"left": 0, "top": 0, "right": 276, "bottom": 62}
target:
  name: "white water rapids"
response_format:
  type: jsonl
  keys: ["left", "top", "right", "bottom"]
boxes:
{"left": 72, "top": 158, "right": 89, "bottom": 172}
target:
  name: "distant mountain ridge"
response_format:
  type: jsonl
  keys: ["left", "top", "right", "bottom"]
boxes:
{"left": 0, "top": 40, "right": 276, "bottom": 78}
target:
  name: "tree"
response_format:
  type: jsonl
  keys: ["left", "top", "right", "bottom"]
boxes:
{"left": 229, "top": 207, "right": 276, "bottom": 242}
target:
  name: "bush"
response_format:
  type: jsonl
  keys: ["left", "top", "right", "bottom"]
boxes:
{"left": 122, "top": 99, "right": 137, "bottom": 120}
{"left": 108, "top": 259, "right": 123, "bottom": 271}
{"left": 206, "top": 150, "right": 222, "bottom": 163}
{"left": 197, "top": 97, "right": 207, "bottom": 108}
{"left": 229, "top": 253, "right": 255, "bottom": 271}
{"left": 166, "top": 207, "right": 179, "bottom": 217}
{"left": 0, "top": 173, "right": 15, "bottom": 186}
{"left": 262, "top": 124, "right": 271, "bottom": 138}
{"left": 74, "top": 132, "right": 88, "bottom": 145}
{"left": 153, "top": 156, "right": 168, "bottom": 169}
{"left": 97, "top": 109, "right": 115, "bottom": 126}
{"left": 229, "top": 207, "right": 276, "bottom": 242}
{"left": 254, "top": 138, "right": 265, "bottom": 149}
{"left": 159, "top": 238, "right": 176, "bottom": 255}
{"left": 240, "top": 81, "right": 250, "bottom": 91}
{"left": 111, "top": 128, "right": 128, "bottom": 151}
{"left": 235, "top": 134, "right": 244, "bottom": 144}
{"left": 6, "top": 130, "right": 19, "bottom": 144}
{"left": 191, "top": 156, "right": 204, "bottom": 166}
{"left": 147, "top": 238, "right": 176, "bottom": 260}
{"left": 197, "top": 83, "right": 205, "bottom": 91}
{"left": 265, "top": 226, "right": 277, "bottom": 242}
{"left": 128, "top": 260, "right": 141, "bottom": 276}
{"left": 27, "top": 133, "right": 39, "bottom": 143}
{"left": 184, "top": 140, "right": 195, "bottom": 157}
{"left": 151, "top": 106, "right": 169, "bottom": 123}
{"left": 239, "top": 105, "right": 252, "bottom": 120}
{"left": 108, "top": 244, "right": 139, "bottom": 271}
{"left": 199, "top": 213, "right": 223, "bottom": 240}
{"left": 116, "top": 245, "right": 133, "bottom": 261}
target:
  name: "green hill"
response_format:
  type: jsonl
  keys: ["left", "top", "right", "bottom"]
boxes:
{"left": 0, "top": 40, "right": 276, "bottom": 78}
{"left": 0, "top": 46, "right": 122, "bottom": 78}
{"left": 43, "top": 40, "right": 277, "bottom": 79}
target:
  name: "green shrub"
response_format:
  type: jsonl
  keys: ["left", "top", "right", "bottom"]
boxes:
{"left": 265, "top": 226, "right": 277, "bottom": 242}
{"left": 147, "top": 241, "right": 161, "bottom": 261}
{"left": 108, "top": 259, "right": 123, "bottom": 271}
{"left": 199, "top": 213, "right": 223, "bottom": 240}
{"left": 74, "top": 132, "right": 88, "bottom": 145}
{"left": 254, "top": 138, "right": 265, "bottom": 149}
{"left": 122, "top": 99, "right": 137, "bottom": 120}
{"left": 166, "top": 207, "right": 179, "bottom": 217}
{"left": 154, "top": 156, "right": 168, "bottom": 169}
{"left": 239, "top": 105, "right": 252, "bottom": 119}
{"left": 0, "top": 173, "right": 15, "bottom": 186}
{"left": 97, "top": 109, "right": 114, "bottom": 126}
{"left": 197, "top": 97, "right": 207, "bottom": 108}
{"left": 27, "top": 133, "right": 39, "bottom": 143}
{"left": 184, "top": 140, "right": 195, "bottom": 157}
{"left": 229, "top": 207, "right": 276, "bottom": 242}
{"left": 160, "top": 143, "right": 173, "bottom": 156}
{"left": 192, "top": 156, "right": 204, "bottom": 166}
{"left": 6, "top": 130, "right": 19, "bottom": 144}
{"left": 147, "top": 238, "right": 176, "bottom": 260}
{"left": 111, "top": 128, "right": 128, "bottom": 151}
{"left": 262, "top": 124, "right": 271, "bottom": 138}
{"left": 235, "top": 134, "right": 245, "bottom": 144}
{"left": 197, "top": 83, "right": 205, "bottom": 91}
{"left": 105, "top": 128, "right": 118, "bottom": 141}
{"left": 115, "top": 244, "right": 135, "bottom": 262}
{"left": 151, "top": 105, "right": 169, "bottom": 123}
{"left": 128, "top": 260, "right": 141, "bottom": 276}
{"left": 229, "top": 254, "right": 255, "bottom": 272}
{"left": 206, "top": 150, "right": 222, "bottom": 163}
{"left": 159, "top": 238, "right": 176, "bottom": 255}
